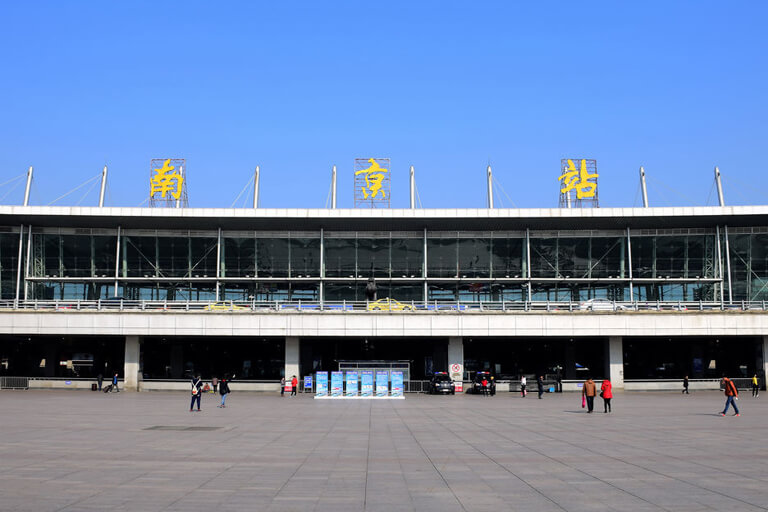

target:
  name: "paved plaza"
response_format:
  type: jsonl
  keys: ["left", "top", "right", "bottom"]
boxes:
{"left": 1, "top": 389, "right": 767, "bottom": 512}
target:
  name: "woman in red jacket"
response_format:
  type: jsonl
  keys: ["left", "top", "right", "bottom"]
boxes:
{"left": 601, "top": 378, "right": 613, "bottom": 413}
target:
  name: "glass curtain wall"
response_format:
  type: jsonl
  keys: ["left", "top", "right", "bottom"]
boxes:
{"left": 0, "top": 230, "right": 20, "bottom": 300}
{"left": 727, "top": 229, "right": 768, "bottom": 302}
{"left": 631, "top": 230, "right": 717, "bottom": 301}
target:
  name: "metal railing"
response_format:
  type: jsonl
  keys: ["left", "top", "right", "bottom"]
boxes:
{"left": 0, "top": 299, "right": 766, "bottom": 313}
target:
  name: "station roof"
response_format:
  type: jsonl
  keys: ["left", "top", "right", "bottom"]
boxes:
{"left": 1, "top": 205, "right": 767, "bottom": 231}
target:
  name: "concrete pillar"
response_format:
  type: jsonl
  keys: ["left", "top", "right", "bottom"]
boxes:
{"left": 448, "top": 337, "right": 464, "bottom": 389}
{"left": 285, "top": 336, "right": 300, "bottom": 381}
{"left": 762, "top": 336, "right": 768, "bottom": 390}
{"left": 607, "top": 336, "right": 624, "bottom": 389}
{"left": 124, "top": 335, "right": 141, "bottom": 392}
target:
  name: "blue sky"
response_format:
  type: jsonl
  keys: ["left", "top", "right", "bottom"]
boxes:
{"left": 1, "top": 2, "right": 766, "bottom": 209}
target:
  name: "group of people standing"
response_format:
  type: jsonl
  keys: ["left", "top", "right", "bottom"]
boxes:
{"left": 280, "top": 375, "right": 298, "bottom": 396}
{"left": 581, "top": 377, "right": 613, "bottom": 413}
{"left": 519, "top": 376, "right": 547, "bottom": 399}
{"left": 190, "top": 374, "right": 231, "bottom": 411}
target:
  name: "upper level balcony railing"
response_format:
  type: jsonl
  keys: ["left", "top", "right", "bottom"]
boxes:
{"left": 0, "top": 299, "right": 765, "bottom": 312}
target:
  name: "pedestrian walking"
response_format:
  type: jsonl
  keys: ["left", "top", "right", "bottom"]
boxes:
{"left": 111, "top": 372, "right": 119, "bottom": 392}
{"left": 582, "top": 377, "right": 596, "bottom": 413}
{"left": 720, "top": 376, "right": 740, "bottom": 416}
{"left": 601, "top": 378, "right": 613, "bottom": 413}
{"left": 752, "top": 374, "right": 759, "bottom": 398}
{"left": 537, "top": 375, "right": 544, "bottom": 399}
{"left": 211, "top": 376, "right": 218, "bottom": 394}
{"left": 218, "top": 375, "right": 231, "bottom": 407}
{"left": 682, "top": 376, "right": 689, "bottom": 394}
{"left": 280, "top": 376, "right": 286, "bottom": 397}
{"left": 97, "top": 373, "right": 103, "bottom": 391}
{"left": 291, "top": 375, "right": 298, "bottom": 396}
{"left": 520, "top": 376, "right": 527, "bottom": 397}
{"left": 190, "top": 374, "right": 202, "bottom": 412}
{"left": 489, "top": 376, "right": 496, "bottom": 396}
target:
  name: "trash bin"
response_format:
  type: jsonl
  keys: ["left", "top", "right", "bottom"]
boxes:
{"left": 91, "top": 383, "right": 98, "bottom": 391}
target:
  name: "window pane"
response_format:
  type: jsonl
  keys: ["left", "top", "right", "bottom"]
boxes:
{"left": 391, "top": 238, "right": 423, "bottom": 277}
{"left": 427, "top": 237, "right": 457, "bottom": 278}
{"left": 0, "top": 232, "right": 19, "bottom": 299}
{"left": 124, "top": 236, "right": 156, "bottom": 277}
{"left": 93, "top": 236, "right": 116, "bottom": 277}
{"left": 223, "top": 237, "right": 255, "bottom": 278}
{"left": 290, "top": 238, "right": 320, "bottom": 277}
{"left": 189, "top": 237, "right": 217, "bottom": 278}
{"left": 157, "top": 237, "right": 188, "bottom": 278}
{"left": 324, "top": 238, "right": 356, "bottom": 278}
{"left": 490, "top": 237, "right": 523, "bottom": 278}
{"left": 61, "top": 235, "right": 91, "bottom": 277}
{"left": 257, "top": 238, "right": 289, "bottom": 278}
{"left": 530, "top": 238, "right": 557, "bottom": 278}
{"left": 458, "top": 238, "right": 490, "bottom": 278}
{"left": 357, "top": 238, "right": 389, "bottom": 278}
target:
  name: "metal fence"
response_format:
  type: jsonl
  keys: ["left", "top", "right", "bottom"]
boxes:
{"left": 0, "top": 299, "right": 765, "bottom": 313}
{"left": 0, "top": 376, "right": 29, "bottom": 390}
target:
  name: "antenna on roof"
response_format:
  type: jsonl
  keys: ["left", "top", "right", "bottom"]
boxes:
{"left": 409, "top": 166, "right": 415, "bottom": 209}
{"left": 331, "top": 165, "right": 337, "bottom": 208}
{"left": 254, "top": 166, "right": 260, "bottom": 208}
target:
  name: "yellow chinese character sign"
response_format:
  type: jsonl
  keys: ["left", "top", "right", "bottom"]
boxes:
{"left": 354, "top": 158, "right": 391, "bottom": 208}
{"left": 558, "top": 159, "right": 599, "bottom": 208}
{"left": 149, "top": 158, "right": 188, "bottom": 208}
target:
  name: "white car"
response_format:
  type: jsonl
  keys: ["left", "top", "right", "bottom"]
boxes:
{"left": 579, "top": 299, "right": 626, "bottom": 311}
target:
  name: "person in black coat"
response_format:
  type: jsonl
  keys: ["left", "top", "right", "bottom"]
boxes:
{"left": 537, "top": 375, "right": 545, "bottom": 399}
{"left": 190, "top": 375, "right": 202, "bottom": 411}
{"left": 218, "top": 376, "right": 231, "bottom": 408}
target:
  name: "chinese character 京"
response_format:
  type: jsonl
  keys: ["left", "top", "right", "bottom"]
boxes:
{"left": 558, "top": 159, "right": 598, "bottom": 199}
{"left": 355, "top": 158, "right": 388, "bottom": 199}
{"left": 150, "top": 159, "right": 184, "bottom": 200}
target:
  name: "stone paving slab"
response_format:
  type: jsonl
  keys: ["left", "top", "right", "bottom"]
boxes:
{"left": 0, "top": 389, "right": 766, "bottom": 511}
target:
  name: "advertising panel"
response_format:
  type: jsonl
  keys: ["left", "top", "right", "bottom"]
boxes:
{"left": 346, "top": 371, "right": 359, "bottom": 397}
{"left": 304, "top": 375, "right": 313, "bottom": 391}
{"left": 375, "top": 371, "right": 389, "bottom": 397}
{"left": 391, "top": 371, "right": 404, "bottom": 397}
{"left": 361, "top": 371, "right": 374, "bottom": 397}
{"left": 315, "top": 372, "right": 328, "bottom": 397}
{"left": 331, "top": 371, "right": 344, "bottom": 397}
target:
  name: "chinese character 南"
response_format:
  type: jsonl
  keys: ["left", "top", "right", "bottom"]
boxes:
{"left": 558, "top": 159, "right": 598, "bottom": 199}
{"left": 355, "top": 158, "right": 389, "bottom": 199}
{"left": 150, "top": 159, "right": 184, "bottom": 200}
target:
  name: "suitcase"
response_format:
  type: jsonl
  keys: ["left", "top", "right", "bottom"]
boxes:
{"left": 91, "top": 383, "right": 98, "bottom": 391}
{"left": 103, "top": 384, "right": 113, "bottom": 393}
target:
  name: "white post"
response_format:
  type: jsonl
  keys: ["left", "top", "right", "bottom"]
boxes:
{"left": 486, "top": 165, "right": 494, "bottom": 208}
{"left": 410, "top": 165, "right": 415, "bottom": 209}
{"left": 285, "top": 337, "right": 300, "bottom": 383}
{"left": 640, "top": 166, "right": 649, "bottom": 208}
{"left": 331, "top": 165, "right": 337, "bottom": 208}
{"left": 724, "top": 225, "right": 733, "bottom": 303}
{"left": 124, "top": 335, "right": 141, "bottom": 391}
{"left": 448, "top": 337, "right": 464, "bottom": 390}
{"left": 23, "top": 166, "right": 33, "bottom": 206}
{"left": 608, "top": 336, "right": 624, "bottom": 389}
{"left": 715, "top": 166, "right": 725, "bottom": 206}
{"left": 99, "top": 165, "right": 108, "bottom": 207}
{"left": 253, "top": 166, "right": 260, "bottom": 208}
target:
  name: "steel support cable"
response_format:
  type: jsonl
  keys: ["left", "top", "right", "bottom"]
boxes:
{"left": 645, "top": 175, "right": 699, "bottom": 206}
{"left": 414, "top": 180, "right": 424, "bottom": 208}
{"left": 721, "top": 176, "right": 757, "bottom": 205}
{"left": 492, "top": 175, "right": 517, "bottom": 207}
{"left": 0, "top": 173, "right": 26, "bottom": 188}
{"left": 75, "top": 178, "right": 101, "bottom": 206}
{"left": 230, "top": 174, "right": 255, "bottom": 208}
{"left": 705, "top": 179, "right": 717, "bottom": 206}
{"left": 47, "top": 173, "right": 101, "bottom": 205}
{"left": 0, "top": 178, "right": 25, "bottom": 203}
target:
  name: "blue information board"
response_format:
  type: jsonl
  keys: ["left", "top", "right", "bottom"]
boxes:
{"left": 391, "top": 371, "right": 404, "bottom": 397}
{"left": 346, "top": 371, "right": 358, "bottom": 397}
{"left": 304, "top": 375, "right": 313, "bottom": 390}
{"left": 331, "top": 371, "right": 344, "bottom": 397}
{"left": 375, "top": 371, "right": 389, "bottom": 397}
{"left": 315, "top": 372, "right": 328, "bottom": 397}
{"left": 361, "top": 371, "right": 374, "bottom": 397}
